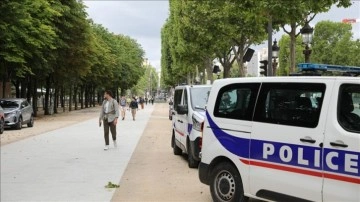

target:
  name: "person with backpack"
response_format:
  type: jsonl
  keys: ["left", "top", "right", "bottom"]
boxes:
{"left": 129, "top": 97, "right": 139, "bottom": 121}
{"left": 99, "top": 90, "right": 119, "bottom": 150}
{"left": 119, "top": 96, "right": 127, "bottom": 120}
{"left": 139, "top": 96, "right": 145, "bottom": 109}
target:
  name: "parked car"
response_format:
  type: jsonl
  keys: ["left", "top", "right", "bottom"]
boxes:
{"left": 0, "top": 98, "right": 34, "bottom": 130}
{"left": 0, "top": 106, "right": 4, "bottom": 134}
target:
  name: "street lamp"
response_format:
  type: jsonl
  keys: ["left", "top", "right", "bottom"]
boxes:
{"left": 300, "top": 21, "right": 314, "bottom": 63}
{"left": 272, "top": 39, "right": 280, "bottom": 76}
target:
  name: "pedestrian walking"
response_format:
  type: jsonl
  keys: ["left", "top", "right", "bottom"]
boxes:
{"left": 129, "top": 97, "right": 138, "bottom": 121}
{"left": 119, "top": 96, "right": 127, "bottom": 120}
{"left": 151, "top": 96, "right": 154, "bottom": 105}
{"left": 99, "top": 90, "right": 119, "bottom": 150}
{"left": 145, "top": 97, "right": 148, "bottom": 105}
{"left": 139, "top": 97, "right": 145, "bottom": 109}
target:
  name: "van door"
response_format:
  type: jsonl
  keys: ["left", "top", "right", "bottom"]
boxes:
{"left": 173, "top": 89, "right": 184, "bottom": 149}
{"left": 322, "top": 81, "right": 360, "bottom": 201}
{"left": 179, "top": 88, "right": 189, "bottom": 148}
{"left": 251, "top": 82, "right": 329, "bottom": 201}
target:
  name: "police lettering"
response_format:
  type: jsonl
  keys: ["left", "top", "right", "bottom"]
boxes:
{"left": 262, "top": 143, "right": 359, "bottom": 174}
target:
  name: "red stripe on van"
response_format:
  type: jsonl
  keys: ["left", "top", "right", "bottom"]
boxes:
{"left": 175, "top": 128, "right": 185, "bottom": 136}
{"left": 240, "top": 159, "right": 359, "bottom": 184}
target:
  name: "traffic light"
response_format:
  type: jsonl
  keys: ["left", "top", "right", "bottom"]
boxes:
{"left": 260, "top": 60, "right": 268, "bottom": 76}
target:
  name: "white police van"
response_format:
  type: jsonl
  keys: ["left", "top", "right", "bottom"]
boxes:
{"left": 171, "top": 84, "right": 211, "bottom": 168}
{"left": 199, "top": 64, "right": 360, "bottom": 202}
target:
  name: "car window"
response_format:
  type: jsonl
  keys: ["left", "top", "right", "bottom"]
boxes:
{"left": 214, "top": 83, "right": 260, "bottom": 120}
{"left": 254, "top": 83, "right": 326, "bottom": 128}
{"left": 0, "top": 100, "right": 19, "bottom": 108}
{"left": 338, "top": 84, "right": 360, "bottom": 133}
{"left": 190, "top": 87, "right": 211, "bottom": 111}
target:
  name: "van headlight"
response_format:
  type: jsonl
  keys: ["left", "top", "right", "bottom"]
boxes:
{"left": 192, "top": 115, "right": 204, "bottom": 132}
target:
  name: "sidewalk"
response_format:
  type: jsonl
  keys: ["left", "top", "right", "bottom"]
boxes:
{"left": 0, "top": 104, "right": 154, "bottom": 201}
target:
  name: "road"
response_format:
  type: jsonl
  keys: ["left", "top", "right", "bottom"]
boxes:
{"left": 0, "top": 103, "right": 211, "bottom": 201}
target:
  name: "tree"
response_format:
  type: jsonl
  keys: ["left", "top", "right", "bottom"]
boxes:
{"left": 277, "top": 35, "right": 304, "bottom": 75}
{"left": 311, "top": 21, "right": 357, "bottom": 66}
{"left": 273, "top": 0, "right": 352, "bottom": 73}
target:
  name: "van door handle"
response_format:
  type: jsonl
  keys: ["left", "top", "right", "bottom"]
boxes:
{"left": 330, "top": 141, "right": 348, "bottom": 148}
{"left": 300, "top": 137, "right": 316, "bottom": 144}
{"left": 178, "top": 120, "right": 183, "bottom": 123}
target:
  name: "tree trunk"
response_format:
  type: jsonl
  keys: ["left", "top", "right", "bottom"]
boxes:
{"left": 80, "top": 85, "right": 84, "bottom": 109}
{"left": 44, "top": 76, "right": 51, "bottom": 115}
{"left": 32, "top": 77, "right": 38, "bottom": 117}
{"left": 289, "top": 22, "right": 297, "bottom": 74}
{"left": 13, "top": 80, "right": 20, "bottom": 98}
{"left": 53, "top": 85, "right": 58, "bottom": 114}
{"left": 85, "top": 85, "right": 89, "bottom": 108}
{"left": 74, "top": 85, "right": 78, "bottom": 110}
{"left": 236, "top": 47, "right": 246, "bottom": 77}
{"left": 68, "top": 85, "right": 72, "bottom": 112}
{"left": 204, "top": 57, "right": 213, "bottom": 84}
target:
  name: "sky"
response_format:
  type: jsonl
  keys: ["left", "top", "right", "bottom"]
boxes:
{"left": 84, "top": 0, "right": 360, "bottom": 70}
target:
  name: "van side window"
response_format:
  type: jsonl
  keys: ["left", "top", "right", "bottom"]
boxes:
{"left": 214, "top": 83, "right": 260, "bottom": 120}
{"left": 338, "top": 84, "right": 360, "bottom": 133}
{"left": 254, "top": 83, "right": 326, "bottom": 128}
{"left": 183, "top": 89, "right": 188, "bottom": 106}
{"left": 174, "top": 89, "right": 183, "bottom": 112}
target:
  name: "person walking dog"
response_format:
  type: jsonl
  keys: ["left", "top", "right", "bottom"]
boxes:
{"left": 99, "top": 90, "right": 119, "bottom": 150}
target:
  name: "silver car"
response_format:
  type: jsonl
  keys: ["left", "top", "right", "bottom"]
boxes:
{"left": 0, "top": 98, "right": 34, "bottom": 130}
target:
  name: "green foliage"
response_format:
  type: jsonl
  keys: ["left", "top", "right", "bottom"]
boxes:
{"left": 0, "top": 0, "right": 145, "bottom": 112}
{"left": 278, "top": 35, "right": 304, "bottom": 75}
{"left": 312, "top": 21, "right": 358, "bottom": 66}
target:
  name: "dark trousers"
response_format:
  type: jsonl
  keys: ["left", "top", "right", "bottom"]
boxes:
{"left": 103, "top": 120, "right": 116, "bottom": 145}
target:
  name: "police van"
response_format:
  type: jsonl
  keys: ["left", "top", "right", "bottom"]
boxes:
{"left": 199, "top": 64, "right": 360, "bottom": 202}
{"left": 171, "top": 84, "right": 211, "bottom": 168}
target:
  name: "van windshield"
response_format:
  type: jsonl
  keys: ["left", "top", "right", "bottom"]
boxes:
{"left": 190, "top": 87, "right": 211, "bottom": 111}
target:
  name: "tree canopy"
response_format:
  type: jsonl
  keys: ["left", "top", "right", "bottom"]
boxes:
{"left": 0, "top": 0, "right": 145, "bottom": 115}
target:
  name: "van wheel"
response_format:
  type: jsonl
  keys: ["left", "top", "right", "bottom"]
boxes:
{"left": 27, "top": 115, "right": 34, "bottom": 127}
{"left": 172, "top": 133, "right": 182, "bottom": 155}
{"left": 187, "top": 141, "right": 199, "bottom": 168}
{"left": 15, "top": 117, "right": 22, "bottom": 130}
{"left": 210, "top": 162, "right": 248, "bottom": 202}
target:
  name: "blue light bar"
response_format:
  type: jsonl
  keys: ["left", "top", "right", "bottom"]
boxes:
{"left": 298, "top": 63, "right": 360, "bottom": 73}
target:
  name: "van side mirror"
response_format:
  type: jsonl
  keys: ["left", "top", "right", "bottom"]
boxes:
{"left": 177, "top": 104, "right": 188, "bottom": 115}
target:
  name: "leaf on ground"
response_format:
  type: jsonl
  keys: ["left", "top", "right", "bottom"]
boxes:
{"left": 105, "top": 181, "right": 120, "bottom": 188}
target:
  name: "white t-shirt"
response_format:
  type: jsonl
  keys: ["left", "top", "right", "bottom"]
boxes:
{"left": 104, "top": 101, "right": 109, "bottom": 113}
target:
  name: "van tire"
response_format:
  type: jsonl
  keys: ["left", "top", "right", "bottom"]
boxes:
{"left": 187, "top": 141, "right": 199, "bottom": 168}
{"left": 172, "top": 133, "right": 182, "bottom": 155}
{"left": 210, "top": 161, "right": 248, "bottom": 202}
